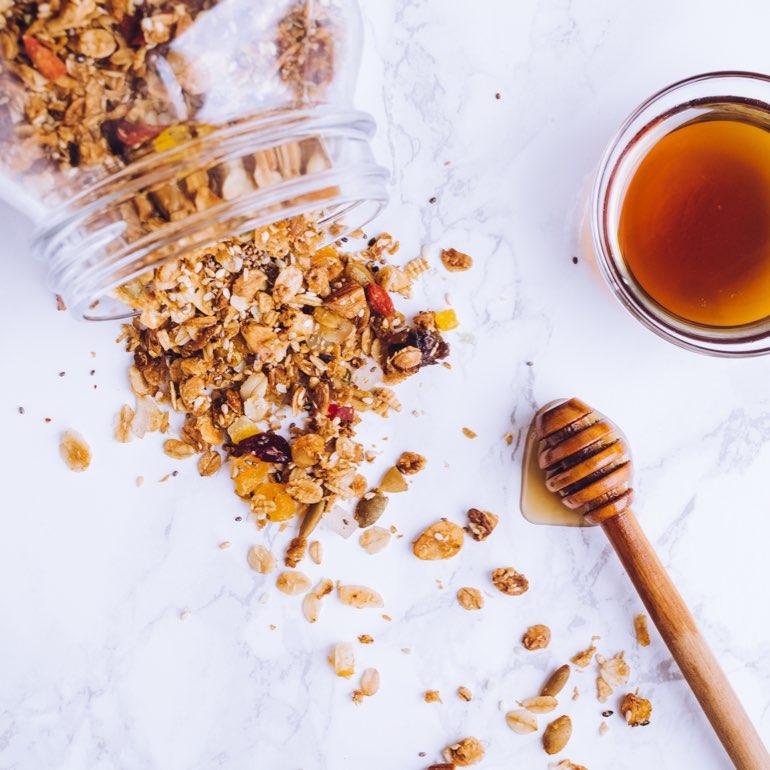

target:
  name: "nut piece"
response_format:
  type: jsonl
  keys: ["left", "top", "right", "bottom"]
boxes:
{"left": 521, "top": 695, "right": 558, "bottom": 714}
{"left": 541, "top": 664, "right": 571, "bottom": 697}
{"left": 337, "top": 584, "right": 384, "bottom": 608}
{"left": 275, "top": 570, "right": 311, "bottom": 595}
{"left": 441, "top": 247, "right": 473, "bottom": 272}
{"left": 163, "top": 439, "right": 195, "bottom": 459}
{"left": 522, "top": 624, "right": 551, "bottom": 651}
{"left": 491, "top": 567, "right": 529, "bottom": 596}
{"left": 424, "top": 689, "right": 442, "bottom": 703}
{"left": 505, "top": 709, "right": 538, "bottom": 735}
{"left": 329, "top": 642, "right": 355, "bottom": 677}
{"left": 247, "top": 545, "right": 277, "bottom": 574}
{"left": 634, "top": 613, "right": 651, "bottom": 647}
{"left": 325, "top": 282, "right": 367, "bottom": 319}
{"left": 621, "top": 691, "right": 652, "bottom": 726}
{"left": 359, "top": 526, "right": 391, "bottom": 554}
{"left": 457, "top": 686, "right": 473, "bottom": 702}
{"left": 378, "top": 465, "right": 408, "bottom": 493}
{"left": 543, "top": 715, "right": 573, "bottom": 755}
{"left": 396, "top": 451, "right": 426, "bottom": 475}
{"left": 360, "top": 667, "right": 380, "bottom": 696}
{"left": 412, "top": 519, "right": 465, "bottom": 560}
{"left": 59, "top": 431, "right": 91, "bottom": 472}
{"left": 456, "top": 587, "right": 484, "bottom": 610}
{"left": 443, "top": 737, "right": 485, "bottom": 766}
{"left": 355, "top": 491, "right": 389, "bottom": 528}
{"left": 465, "top": 508, "right": 499, "bottom": 541}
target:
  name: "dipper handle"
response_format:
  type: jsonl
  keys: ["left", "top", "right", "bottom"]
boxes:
{"left": 604, "top": 510, "right": 769, "bottom": 770}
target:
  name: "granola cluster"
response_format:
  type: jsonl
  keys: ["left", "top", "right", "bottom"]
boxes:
{"left": 116, "top": 218, "right": 448, "bottom": 562}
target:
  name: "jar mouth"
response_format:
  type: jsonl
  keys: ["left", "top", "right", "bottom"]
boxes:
{"left": 35, "top": 106, "right": 389, "bottom": 320}
{"left": 592, "top": 71, "right": 770, "bottom": 357}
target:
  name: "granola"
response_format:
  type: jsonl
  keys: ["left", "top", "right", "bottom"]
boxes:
{"left": 621, "top": 691, "right": 652, "bottom": 726}
{"left": 491, "top": 567, "right": 529, "bottom": 596}
{"left": 442, "top": 737, "right": 485, "bottom": 766}
{"left": 522, "top": 624, "right": 551, "bottom": 651}
{"left": 464, "top": 508, "right": 498, "bottom": 541}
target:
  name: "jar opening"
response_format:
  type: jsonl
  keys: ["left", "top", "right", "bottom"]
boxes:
{"left": 36, "top": 106, "right": 388, "bottom": 320}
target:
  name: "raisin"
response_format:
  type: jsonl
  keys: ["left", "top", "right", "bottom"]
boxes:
{"left": 365, "top": 283, "right": 395, "bottom": 317}
{"left": 118, "top": 12, "right": 145, "bottom": 47}
{"left": 231, "top": 431, "right": 291, "bottom": 463}
{"left": 387, "top": 327, "right": 449, "bottom": 367}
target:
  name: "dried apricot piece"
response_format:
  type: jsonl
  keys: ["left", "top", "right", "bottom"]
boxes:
{"left": 434, "top": 308, "right": 459, "bottom": 331}
{"left": 254, "top": 482, "right": 298, "bottom": 522}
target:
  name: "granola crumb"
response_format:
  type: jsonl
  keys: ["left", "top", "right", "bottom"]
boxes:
{"left": 462, "top": 427, "right": 477, "bottom": 439}
{"left": 357, "top": 634, "right": 374, "bottom": 645}
{"left": 634, "top": 613, "right": 651, "bottom": 647}
{"left": 218, "top": 541, "right": 231, "bottom": 550}
{"left": 440, "top": 248, "right": 473, "bottom": 272}
{"left": 621, "top": 691, "right": 652, "bottom": 726}
{"left": 179, "top": 609, "right": 191, "bottom": 621}
{"left": 571, "top": 641, "right": 597, "bottom": 668}
{"left": 465, "top": 508, "right": 498, "bottom": 541}
{"left": 396, "top": 451, "right": 426, "bottom": 475}
{"left": 456, "top": 586, "right": 484, "bottom": 610}
{"left": 572, "top": 686, "right": 580, "bottom": 701}
{"left": 491, "top": 567, "right": 529, "bottom": 596}
{"left": 457, "top": 686, "right": 473, "bottom": 702}
{"left": 59, "top": 430, "right": 91, "bottom": 472}
{"left": 424, "top": 690, "right": 442, "bottom": 704}
{"left": 135, "top": 476, "right": 144, "bottom": 487}
{"left": 503, "top": 431, "right": 513, "bottom": 445}
{"left": 442, "top": 737, "right": 485, "bottom": 766}
{"left": 522, "top": 624, "right": 551, "bottom": 651}
{"left": 599, "top": 720, "right": 609, "bottom": 736}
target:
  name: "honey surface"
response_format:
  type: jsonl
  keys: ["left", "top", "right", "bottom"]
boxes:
{"left": 619, "top": 118, "right": 770, "bottom": 326}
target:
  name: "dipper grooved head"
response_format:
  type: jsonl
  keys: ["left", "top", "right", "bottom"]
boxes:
{"left": 534, "top": 398, "right": 633, "bottom": 525}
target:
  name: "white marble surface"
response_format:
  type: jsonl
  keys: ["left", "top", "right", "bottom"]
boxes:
{"left": 2, "top": 1, "right": 770, "bottom": 768}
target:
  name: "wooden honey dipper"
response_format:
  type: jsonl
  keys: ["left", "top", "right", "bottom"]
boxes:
{"left": 534, "top": 398, "right": 770, "bottom": 770}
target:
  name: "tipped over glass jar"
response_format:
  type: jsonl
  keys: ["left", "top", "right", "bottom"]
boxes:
{"left": 0, "top": 0, "right": 388, "bottom": 318}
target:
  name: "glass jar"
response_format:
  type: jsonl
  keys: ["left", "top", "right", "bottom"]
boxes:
{"left": 0, "top": 0, "right": 388, "bottom": 319}
{"left": 592, "top": 71, "right": 770, "bottom": 356}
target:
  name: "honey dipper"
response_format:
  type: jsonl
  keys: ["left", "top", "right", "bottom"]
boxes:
{"left": 531, "top": 398, "right": 769, "bottom": 770}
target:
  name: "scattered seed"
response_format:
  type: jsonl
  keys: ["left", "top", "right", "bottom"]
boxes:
{"left": 309, "top": 540, "right": 322, "bottom": 565}
{"left": 457, "top": 686, "right": 473, "bottom": 702}
{"left": 360, "top": 667, "right": 380, "bottom": 696}
{"left": 59, "top": 430, "right": 91, "bottom": 472}
{"left": 521, "top": 695, "right": 558, "bottom": 714}
{"left": 543, "top": 715, "right": 572, "bottom": 755}
{"left": 541, "top": 664, "right": 571, "bottom": 697}
{"left": 337, "top": 584, "right": 384, "bottom": 608}
{"left": 462, "top": 427, "right": 477, "bottom": 439}
{"left": 359, "top": 525, "right": 391, "bottom": 554}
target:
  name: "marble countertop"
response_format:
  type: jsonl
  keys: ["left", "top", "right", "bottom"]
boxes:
{"left": 2, "top": 1, "right": 770, "bottom": 768}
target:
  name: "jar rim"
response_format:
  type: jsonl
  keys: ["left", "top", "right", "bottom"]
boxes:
{"left": 36, "top": 106, "right": 389, "bottom": 320}
{"left": 591, "top": 70, "right": 770, "bottom": 357}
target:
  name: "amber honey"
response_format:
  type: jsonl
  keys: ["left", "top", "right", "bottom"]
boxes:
{"left": 618, "top": 116, "right": 770, "bottom": 327}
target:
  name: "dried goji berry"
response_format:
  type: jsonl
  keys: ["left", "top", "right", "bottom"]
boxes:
{"left": 23, "top": 35, "right": 67, "bottom": 81}
{"left": 115, "top": 119, "right": 164, "bottom": 148}
{"left": 328, "top": 404, "right": 355, "bottom": 423}
{"left": 230, "top": 431, "right": 291, "bottom": 463}
{"left": 365, "top": 283, "right": 395, "bottom": 318}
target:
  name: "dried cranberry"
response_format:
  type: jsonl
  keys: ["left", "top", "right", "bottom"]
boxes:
{"left": 365, "top": 283, "right": 395, "bottom": 317}
{"left": 115, "top": 120, "right": 164, "bottom": 148}
{"left": 230, "top": 431, "right": 291, "bottom": 463}
{"left": 328, "top": 403, "right": 355, "bottom": 423}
